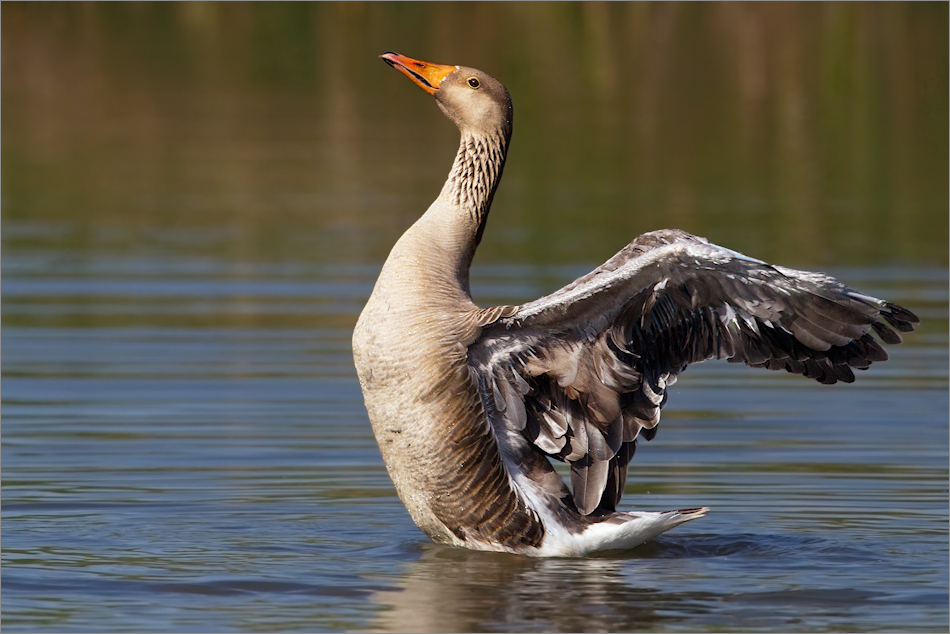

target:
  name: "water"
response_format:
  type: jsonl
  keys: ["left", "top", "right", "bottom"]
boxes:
{"left": 3, "top": 4, "right": 948, "bottom": 632}
{"left": 3, "top": 238, "right": 947, "bottom": 632}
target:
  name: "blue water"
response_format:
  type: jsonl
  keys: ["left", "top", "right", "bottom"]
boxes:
{"left": 2, "top": 239, "right": 947, "bottom": 632}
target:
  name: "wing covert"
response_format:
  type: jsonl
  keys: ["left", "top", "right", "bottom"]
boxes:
{"left": 468, "top": 229, "right": 918, "bottom": 516}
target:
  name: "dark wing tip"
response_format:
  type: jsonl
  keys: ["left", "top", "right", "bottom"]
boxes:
{"left": 881, "top": 301, "right": 919, "bottom": 333}
{"left": 872, "top": 320, "right": 902, "bottom": 345}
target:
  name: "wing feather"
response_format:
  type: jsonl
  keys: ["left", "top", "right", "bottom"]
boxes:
{"left": 468, "top": 229, "right": 918, "bottom": 517}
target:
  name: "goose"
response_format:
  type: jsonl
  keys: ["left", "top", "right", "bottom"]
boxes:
{"left": 351, "top": 52, "right": 919, "bottom": 557}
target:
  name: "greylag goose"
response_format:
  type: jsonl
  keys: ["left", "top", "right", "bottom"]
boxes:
{"left": 352, "top": 52, "right": 919, "bottom": 557}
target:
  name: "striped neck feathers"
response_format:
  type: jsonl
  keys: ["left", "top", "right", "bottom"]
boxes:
{"left": 445, "top": 129, "right": 509, "bottom": 244}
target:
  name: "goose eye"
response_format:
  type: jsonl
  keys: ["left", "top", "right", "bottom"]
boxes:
{"left": 467, "top": 77, "right": 480, "bottom": 89}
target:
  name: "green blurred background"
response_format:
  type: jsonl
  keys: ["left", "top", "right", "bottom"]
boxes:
{"left": 3, "top": 1, "right": 948, "bottom": 269}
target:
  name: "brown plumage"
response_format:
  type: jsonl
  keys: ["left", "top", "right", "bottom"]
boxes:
{"left": 351, "top": 52, "right": 919, "bottom": 556}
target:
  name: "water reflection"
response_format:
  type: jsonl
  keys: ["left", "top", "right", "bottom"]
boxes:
{"left": 2, "top": 249, "right": 947, "bottom": 632}
{"left": 369, "top": 529, "right": 937, "bottom": 633}
{"left": 2, "top": 3, "right": 947, "bottom": 632}
{"left": 3, "top": 2, "right": 947, "bottom": 268}
{"left": 372, "top": 546, "right": 679, "bottom": 633}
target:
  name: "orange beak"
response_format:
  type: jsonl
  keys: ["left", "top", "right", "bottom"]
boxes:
{"left": 380, "top": 52, "right": 459, "bottom": 95}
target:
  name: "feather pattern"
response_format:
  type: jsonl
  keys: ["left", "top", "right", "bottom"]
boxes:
{"left": 356, "top": 53, "right": 919, "bottom": 556}
{"left": 468, "top": 229, "right": 919, "bottom": 516}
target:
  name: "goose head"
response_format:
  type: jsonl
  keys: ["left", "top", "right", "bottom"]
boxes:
{"left": 381, "top": 51, "right": 513, "bottom": 140}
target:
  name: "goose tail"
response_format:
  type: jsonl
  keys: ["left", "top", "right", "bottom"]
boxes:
{"left": 540, "top": 507, "right": 709, "bottom": 557}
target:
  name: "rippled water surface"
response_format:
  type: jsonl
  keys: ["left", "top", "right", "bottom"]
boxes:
{"left": 3, "top": 241, "right": 947, "bottom": 632}
{"left": 3, "top": 4, "right": 948, "bottom": 632}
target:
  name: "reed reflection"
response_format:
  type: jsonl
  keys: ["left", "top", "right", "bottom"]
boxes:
{"left": 3, "top": 2, "right": 946, "bottom": 269}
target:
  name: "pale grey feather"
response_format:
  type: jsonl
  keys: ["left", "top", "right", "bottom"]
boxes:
{"left": 468, "top": 229, "right": 919, "bottom": 516}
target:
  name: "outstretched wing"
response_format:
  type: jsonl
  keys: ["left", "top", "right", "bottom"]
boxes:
{"left": 468, "top": 229, "right": 918, "bottom": 516}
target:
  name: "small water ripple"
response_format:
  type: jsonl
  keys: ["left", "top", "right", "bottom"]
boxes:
{"left": 2, "top": 252, "right": 946, "bottom": 632}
